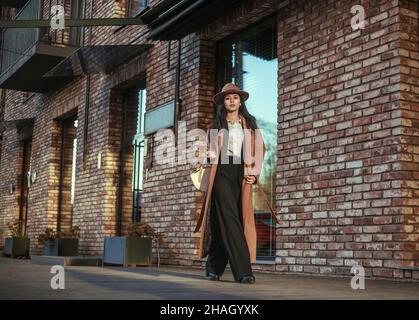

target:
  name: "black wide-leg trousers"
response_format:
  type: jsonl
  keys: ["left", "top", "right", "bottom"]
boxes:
{"left": 205, "top": 154, "right": 253, "bottom": 282}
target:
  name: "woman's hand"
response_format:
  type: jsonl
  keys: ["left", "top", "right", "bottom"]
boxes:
{"left": 207, "top": 150, "right": 216, "bottom": 159}
{"left": 245, "top": 175, "right": 257, "bottom": 184}
{"left": 195, "top": 149, "right": 216, "bottom": 162}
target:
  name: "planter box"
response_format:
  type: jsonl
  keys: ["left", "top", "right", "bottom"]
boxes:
{"left": 43, "top": 238, "right": 79, "bottom": 256}
{"left": 103, "top": 236, "right": 152, "bottom": 267}
{"left": 3, "top": 237, "right": 30, "bottom": 257}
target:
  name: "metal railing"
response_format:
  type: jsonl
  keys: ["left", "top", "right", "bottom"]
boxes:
{"left": 0, "top": 0, "right": 41, "bottom": 75}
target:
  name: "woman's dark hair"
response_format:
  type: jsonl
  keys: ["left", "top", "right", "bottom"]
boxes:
{"left": 209, "top": 99, "right": 258, "bottom": 131}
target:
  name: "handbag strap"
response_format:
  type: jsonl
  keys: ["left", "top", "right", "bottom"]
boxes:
{"left": 194, "top": 161, "right": 201, "bottom": 171}
{"left": 256, "top": 180, "right": 280, "bottom": 225}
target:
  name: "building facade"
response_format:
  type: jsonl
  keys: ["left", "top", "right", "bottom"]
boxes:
{"left": 0, "top": 0, "right": 418, "bottom": 280}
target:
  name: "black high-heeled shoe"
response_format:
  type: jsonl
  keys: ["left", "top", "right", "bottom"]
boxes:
{"left": 205, "top": 271, "right": 220, "bottom": 281}
{"left": 239, "top": 275, "right": 255, "bottom": 284}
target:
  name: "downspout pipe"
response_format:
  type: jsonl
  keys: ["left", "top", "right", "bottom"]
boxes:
{"left": 174, "top": 38, "right": 182, "bottom": 146}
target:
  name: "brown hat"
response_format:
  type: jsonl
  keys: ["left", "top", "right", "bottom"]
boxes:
{"left": 213, "top": 83, "right": 249, "bottom": 105}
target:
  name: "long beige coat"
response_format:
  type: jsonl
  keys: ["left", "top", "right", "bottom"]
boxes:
{"left": 194, "top": 114, "right": 266, "bottom": 263}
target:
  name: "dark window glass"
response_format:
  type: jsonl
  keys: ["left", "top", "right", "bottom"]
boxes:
{"left": 129, "top": 0, "right": 148, "bottom": 17}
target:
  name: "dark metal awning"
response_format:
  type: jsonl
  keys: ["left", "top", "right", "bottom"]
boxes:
{"left": 140, "top": 0, "right": 181, "bottom": 24}
{"left": 0, "top": 0, "right": 27, "bottom": 7}
{"left": 44, "top": 44, "right": 153, "bottom": 77}
{"left": 0, "top": 42, "right": 77, "bottom": 93}
{"left": 142, "top": 0, "right": 244, "bottom": 40}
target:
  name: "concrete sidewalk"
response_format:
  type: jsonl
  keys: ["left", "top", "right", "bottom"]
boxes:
{"left": 0, "top": 257, "right": 418, "bottom": 300}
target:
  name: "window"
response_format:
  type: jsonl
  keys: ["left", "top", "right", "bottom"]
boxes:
{"left": 217, "top": 17, "right": 278, "bottom": 260}
{"left": 132, "top": 88, "right": 146, "bottom": 223}
{"left": 128, "top": 0, "right": 148, "bottom": 17}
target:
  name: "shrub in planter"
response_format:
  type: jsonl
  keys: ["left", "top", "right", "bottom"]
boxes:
{"left": 3, "top": 222, "right": 30, "bottom": 258}
{"left": 38, "top": 226, "right": 80, "bottom": 256}
{"left": 103, "top": 222, "right": 162, "bottom": 268}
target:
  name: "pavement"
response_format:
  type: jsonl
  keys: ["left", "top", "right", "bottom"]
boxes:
{"left": 0, "top": 257, "right": 419, "bottom": 300}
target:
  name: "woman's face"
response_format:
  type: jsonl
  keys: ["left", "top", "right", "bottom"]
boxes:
{"left": 223, "top": 93, "right": 241, "bottom": 112}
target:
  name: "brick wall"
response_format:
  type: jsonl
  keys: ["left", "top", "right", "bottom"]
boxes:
{"left": 0, "top": 127, "right": 21, "bottom": 247}
{"left": 275, "top": 0, "right": 418, "bottom": 279}
{"left": 399, "top": 0, "right": 419, "bottom": 277}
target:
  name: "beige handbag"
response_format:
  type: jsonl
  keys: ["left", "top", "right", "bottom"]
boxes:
{"left": 190, "top": 162, "right": 211, "bottom": 192}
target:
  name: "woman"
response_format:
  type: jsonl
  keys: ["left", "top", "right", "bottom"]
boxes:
{"left": 194, "top": 83, "right": 266, "bottom": 284}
